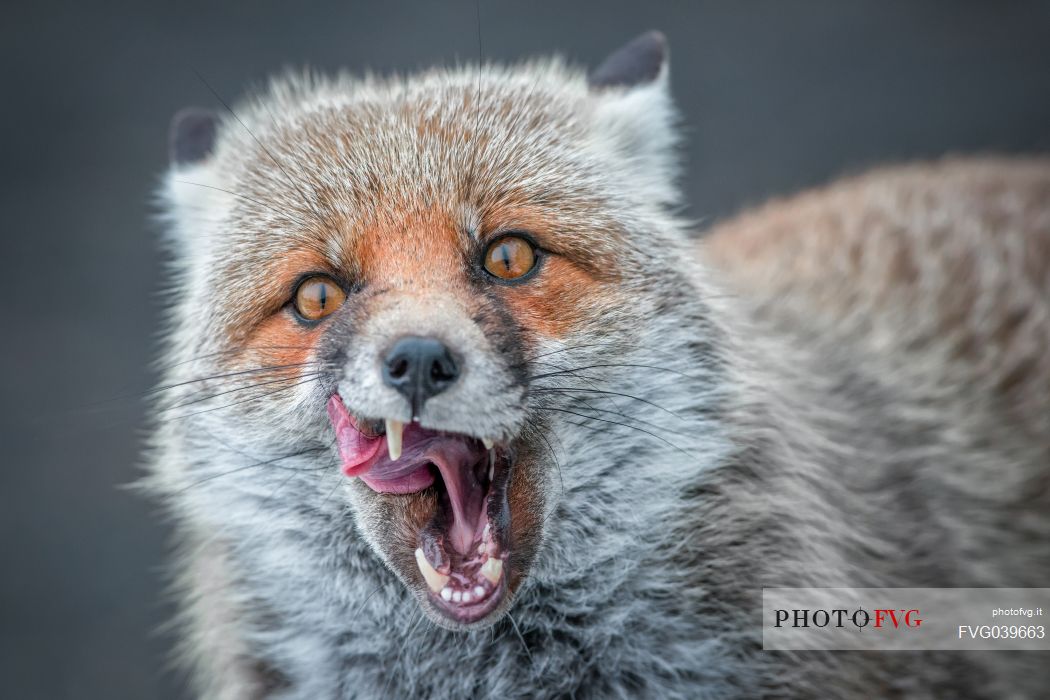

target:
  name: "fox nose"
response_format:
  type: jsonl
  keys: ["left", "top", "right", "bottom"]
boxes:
{"left": 382, "top": 336, "right": 460, "bottom": 415}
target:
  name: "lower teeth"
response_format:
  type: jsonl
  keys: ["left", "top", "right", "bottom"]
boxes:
{"left": 415, "top": 548, "right": 450, "bottom": 593}
{"left": 480, "top": 557, "right": 503, "bottom": 585}
{"left": 421, "top": 456, "right": 505, "bottom": 609}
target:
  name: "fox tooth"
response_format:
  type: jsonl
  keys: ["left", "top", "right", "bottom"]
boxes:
{"left": 415, "top": 548, "right": 449, "bottom": 593}
{"left": 386, "top": 419, "right": 404, "bottom": 461}
{"left": 480, "top": 556, "right": 503, "bottom": 585}
{"left": 488, "top": 449, "right": 495, "bottom": 481}
{"left": 482, "top": 437, "right": 494, "bottom": 450}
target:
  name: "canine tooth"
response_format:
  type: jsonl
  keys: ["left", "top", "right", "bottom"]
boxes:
{"left": 474, "top": 586, "right": 485, "bottom": 598}
{"left": 482, "top": 438, "right": 494, "bottom": 450}
{"left": 480, "top": 556, "right": 503, "bottom": 585}
{"left": 386, "top": 419, "right": 404, "bottom": 460}
{"left": 440, "top": 587, "right": 452, "bottom": 601}
{"left": 452, "top": 591, "right": 462, "bottom": 603}
{"left": 415, "top": 548, "right": 449, "bottom": 593}
{"left": 488, "top": 449, "right": 495, "bottom": 481}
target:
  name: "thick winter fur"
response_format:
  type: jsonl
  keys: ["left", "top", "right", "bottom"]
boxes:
{"left": 147, "top": 40, "right": 1050, "bottom": 699}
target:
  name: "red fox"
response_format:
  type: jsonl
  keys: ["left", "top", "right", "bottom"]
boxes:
{"left": 149, "top": 31, "right": 1050, "bottom": 698}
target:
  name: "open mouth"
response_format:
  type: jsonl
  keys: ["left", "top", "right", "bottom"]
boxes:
{"left": 327, "top": 395, "right": 511, "bottom": 624}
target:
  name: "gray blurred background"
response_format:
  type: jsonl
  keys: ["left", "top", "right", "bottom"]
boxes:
{"left": 1, "top": 1, "right": 1048, "bottom": 697}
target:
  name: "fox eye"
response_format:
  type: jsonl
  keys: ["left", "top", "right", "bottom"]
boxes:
{"left": 293, "top": 275, "right": 346, "bottom": 321}
{"left": 482, "top": 235, "right": 538, "bottom": 282}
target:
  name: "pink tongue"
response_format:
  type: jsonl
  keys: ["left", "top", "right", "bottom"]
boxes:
{"left": 325, "top": 395, "right": 486, "bottom": 555}
{"left": 326, "top": 395, "right": 384, "bottom": 477}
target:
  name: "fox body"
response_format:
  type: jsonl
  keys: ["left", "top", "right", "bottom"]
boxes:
{"left": 148, "top": 33, "right": 1050, "bottom": 698}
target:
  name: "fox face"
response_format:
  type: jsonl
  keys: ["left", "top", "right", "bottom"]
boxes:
{"left": 156, "top": 34, "right": 713, "bottom": 633}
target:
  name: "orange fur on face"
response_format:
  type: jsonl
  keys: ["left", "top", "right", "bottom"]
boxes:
{"left": 351, "top": 208, "right": 467, "bottom": 293}
{"left": 478, "top": 202, "right": 623, "bottom": 340}
{"left": 499, "top": 255, "right": 609, "bottom": 339}
{"left": 344, "top": 205, "right": 618, "bottom": 341}
{"left": 241, "top": 312, "right": 324, "bottom": 377}
{"left": 224, "top": 198, "right": 621, "bottom": 382}
{"left": 227, "top": 248, "right": 331, "bottom": 374}
{"left": 483, "top": 205, "right": 626, "bottom": 279}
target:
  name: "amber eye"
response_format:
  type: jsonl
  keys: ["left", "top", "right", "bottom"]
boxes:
{"left": 293, "top": 276, "right": 346, "bottom": 321}
{"left": 483, "top": 235, "right": 538, "bottom": 281}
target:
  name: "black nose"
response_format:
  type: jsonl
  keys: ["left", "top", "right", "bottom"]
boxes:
{"left": 382, "top": 336, "right": 460, "bottom": 416}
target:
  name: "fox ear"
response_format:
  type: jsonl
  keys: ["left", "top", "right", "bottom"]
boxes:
{"left": 163, "top": 108, "right": 223, "bottom": 253}
{"left": 588, "top": 31, "right": 678, "bottom": 206}
{"left": 169, "top": 108, "right": 219, "bottom": 166}
{"left": 588, "top": 30, "right": 668, "bottom": 90}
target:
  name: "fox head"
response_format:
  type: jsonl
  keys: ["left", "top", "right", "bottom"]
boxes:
{"left": 155, "top": 32, "right": 727, "bottom": 631}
